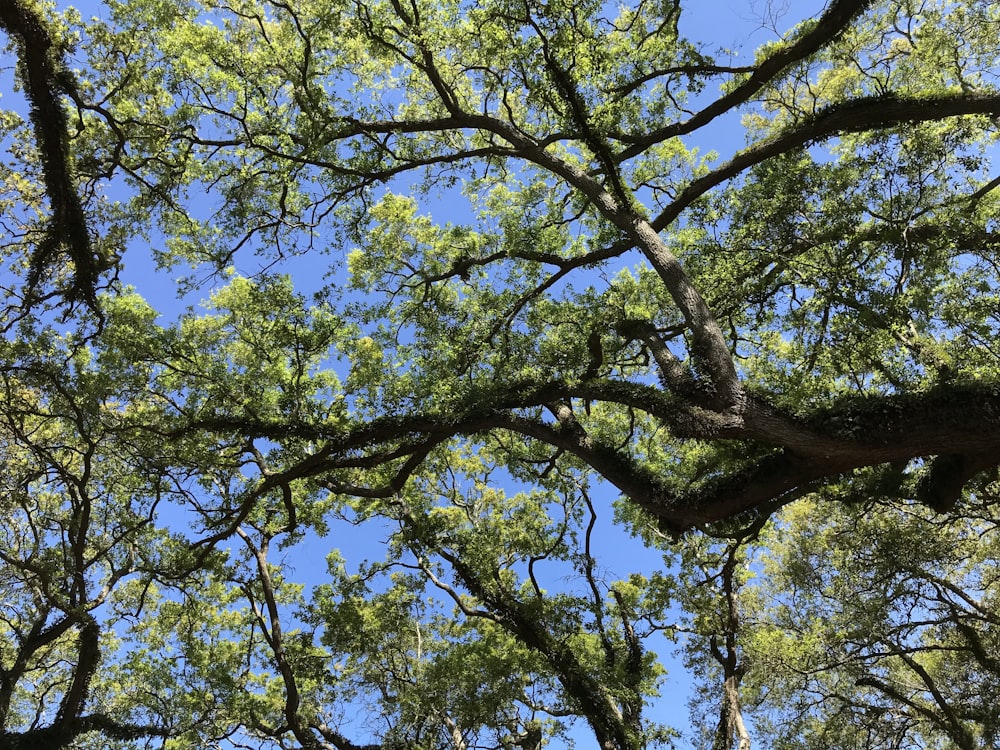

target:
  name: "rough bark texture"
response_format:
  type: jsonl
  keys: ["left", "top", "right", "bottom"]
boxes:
{"left": 0, "top": 0, "right": 100, "bottom": 310}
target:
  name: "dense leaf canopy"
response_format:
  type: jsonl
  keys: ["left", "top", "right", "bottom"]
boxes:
{"left": 1, "top": 0, "right": 1000, "bottom": 747}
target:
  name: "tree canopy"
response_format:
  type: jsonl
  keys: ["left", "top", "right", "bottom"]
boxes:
{"left": 1, "top": 0, "right": 1000, "bottom": 747}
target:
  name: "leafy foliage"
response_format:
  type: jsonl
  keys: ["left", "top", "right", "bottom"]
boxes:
{"left": 0, "top": 0, "right": 999, "bottom": 748}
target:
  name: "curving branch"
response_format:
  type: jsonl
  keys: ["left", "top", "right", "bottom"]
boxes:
{"left": 425, "top": 539, "right": 641, "bottom": 750}
{"left": 164, "top": 375, "right": 1000, "bottom": 535}
{"left": 615, "top": 0, "right": 877, "bottom": 157}
{"left": 0, "top": 0, "right": 101, "bottom": 311}
{"left": 652, "top": 91, "right": 1000, "bottom": 231}
{"left": 0, "top": 715, "right": 172, "bottom": 750}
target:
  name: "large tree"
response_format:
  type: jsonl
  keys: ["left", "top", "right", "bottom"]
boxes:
{"left": 1, "top": 0, "right": 999, "bottom": 747}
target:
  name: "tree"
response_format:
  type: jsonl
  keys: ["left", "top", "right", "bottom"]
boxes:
{"left": 0, "top": 0, "right": 999, "bottom": 747}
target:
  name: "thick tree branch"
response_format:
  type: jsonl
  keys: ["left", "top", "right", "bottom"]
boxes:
{"left": 0, "top": 714, "right": 172, "bottom": 750}
{"left": 156, "top": 380, "right": 1000, "bottom": 541}
{"left": 0, "top": 0, "right": 100, "bottom": 310}
{"left": 616, "top": 0, "right": 876, "bottom": 158}
{"left": 164, "top": 377, "right": 1000, "bottom": 532}
{"left": 55, "top": 616, "right": 100, "bottom": 731}
{"left": 426, "top": 541, "right": 640, "bottom": 750}
{"left": 653, "top": 91, "right": 1000, "bottom": 231}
